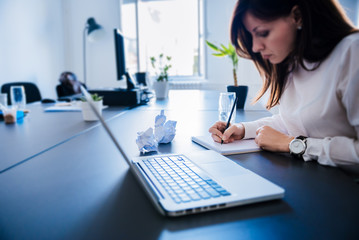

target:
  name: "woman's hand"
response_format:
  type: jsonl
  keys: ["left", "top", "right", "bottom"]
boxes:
{"left": 255, "top": 126, "right": 294, "bottom": 152}
{"left": 209, "top": 121, "right": 245, "bottom": 143}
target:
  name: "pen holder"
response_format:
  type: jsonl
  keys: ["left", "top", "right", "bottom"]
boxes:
{"left": 81, "top": 100, "right": 103, "bottom": 121}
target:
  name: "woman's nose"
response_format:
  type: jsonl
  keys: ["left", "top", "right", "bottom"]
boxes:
{"left": 252, "top": 37, "right": 264, "bottom": 53}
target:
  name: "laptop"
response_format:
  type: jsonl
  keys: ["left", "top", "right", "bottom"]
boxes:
{"left": 81, "top": 86, "right": 284, "bottom": 217}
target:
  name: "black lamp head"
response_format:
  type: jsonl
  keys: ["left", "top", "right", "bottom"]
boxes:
{"left": 86, "top": 17, "right": 102, "bottom": 35}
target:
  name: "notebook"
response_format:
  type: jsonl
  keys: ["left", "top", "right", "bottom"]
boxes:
{"left": 81, "top": 86, "right": 284, "bottom": 217}
{"left": 192, "top": 135, "right": 261, "bottom": 155}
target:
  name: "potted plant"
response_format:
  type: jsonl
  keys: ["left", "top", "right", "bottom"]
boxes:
{"left": 150, "top": 53, "right": 172, "bottom": 99}
{"left": 206, "top": 41, "right": 248, "bottom": 109}
{"left": 80, "top": 93, "right": 103, "bottom": 121}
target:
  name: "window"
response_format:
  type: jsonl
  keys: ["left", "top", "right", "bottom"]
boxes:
{"left": 120, "top": 0, "right": 204, "bottom": 80}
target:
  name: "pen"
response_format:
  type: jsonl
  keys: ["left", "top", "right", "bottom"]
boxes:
{"left": 221, "top": 95, "right": 239, "bottom": 144}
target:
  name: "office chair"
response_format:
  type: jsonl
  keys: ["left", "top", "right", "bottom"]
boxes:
{"left": 1, "top": 82, "right": 42, "bottom": 105}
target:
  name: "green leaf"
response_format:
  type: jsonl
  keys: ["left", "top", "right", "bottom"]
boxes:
{"left": 206, "top": 40, "right": 221, "bottom": 52}
{"left": 92, "top": 93, "right": 103, "bottom": 101}
{"left": 220, "top": 44, "right": 231, "bottom": 55}
{"left": 213, "top": 53, "right": 226, "bottom": 57}
{"left": 80, "top": 93, "right": 103, "bottom": 102}
{"left": 206, "top": 41, "right": 240, "bottom": 84}
{"left": 149, "top": 53, "right": 172, "bottom": 82}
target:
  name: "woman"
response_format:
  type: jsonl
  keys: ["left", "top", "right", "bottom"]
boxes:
{"left": 209, "top": 0, "right": 359, "bottom": 169}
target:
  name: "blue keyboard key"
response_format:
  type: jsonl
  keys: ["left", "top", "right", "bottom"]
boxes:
{"left": 144, "top": 155, "right": 230, "bottom": 203}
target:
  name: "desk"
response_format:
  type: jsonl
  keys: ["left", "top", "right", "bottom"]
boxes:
{"left": 0, "top": 102, "right": 127, "bottom": 173}
{"left": 0, "top": 90, "right": 358, "bottom": 240}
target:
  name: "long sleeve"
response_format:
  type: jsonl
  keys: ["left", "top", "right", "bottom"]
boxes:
{"left": 241, "top": 114, "right": 288, "bottom": 139}
{"left": 303, "top": 36, "right": 359, "bottom": 166}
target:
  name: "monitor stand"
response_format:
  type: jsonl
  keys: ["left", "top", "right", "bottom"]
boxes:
{"left": 124, "top": 72, "right": 136, "bottom": 90}
{"left": 88, "top": 72, "right": 151, "bottom": 106}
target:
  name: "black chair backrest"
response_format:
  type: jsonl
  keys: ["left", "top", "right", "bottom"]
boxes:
{"left": 1, "top": 82, "right": 42, "bottom": 105}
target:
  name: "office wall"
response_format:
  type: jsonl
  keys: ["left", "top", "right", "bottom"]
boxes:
{"left": 204, "top": 0, "right": 264, "bottom": 110}
{"left": 62, "top": 0, "right": 123, "bottom": 90}
{"left": 0, "top": 0, "right": 261, "bottom": 106}
{"left": 0, "top": 0, "right": 64, "bottom": 99}
{"left": 0, "top": 0, "right": 121, "bottom": 99}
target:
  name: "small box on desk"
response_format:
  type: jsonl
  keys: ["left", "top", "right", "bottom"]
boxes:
{"left": 89, "top": 88, "right": 141, "bottom": 106}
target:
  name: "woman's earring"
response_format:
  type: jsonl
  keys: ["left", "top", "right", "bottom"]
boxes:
{"left": 297, "top": 25, "right": 302, "bottom": 30}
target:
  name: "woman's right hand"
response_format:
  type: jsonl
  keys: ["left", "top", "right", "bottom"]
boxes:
{"left": 208, "top": 121, "right": 245, "bottom": 143}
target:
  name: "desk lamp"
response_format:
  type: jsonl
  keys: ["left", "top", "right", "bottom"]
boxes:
{"left": 83, "top": 17, "right": 104, "bottom": 86}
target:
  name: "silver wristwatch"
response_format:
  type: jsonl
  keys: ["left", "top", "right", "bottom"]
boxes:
{"left": 289, "top": 136, "right": 307, "bottom": 158}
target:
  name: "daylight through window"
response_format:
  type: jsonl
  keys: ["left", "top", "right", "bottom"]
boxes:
{"left": 121, "top": 0, "right": 204, "bottom": 80}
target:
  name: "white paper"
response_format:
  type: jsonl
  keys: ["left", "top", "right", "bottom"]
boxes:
{"left": 136, "top": 127, "right": 158, "bottom": 153}
{"left": 154, "top": 110, "right": 177, "bottom": 144}
{"left": 135, "top": 109, "right": 177, "bottom": 153}
{"left": 191, "top": 135, "right": 261, "bottom": 155}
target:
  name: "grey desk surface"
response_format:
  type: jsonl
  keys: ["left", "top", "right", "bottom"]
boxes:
{"left": 1, "top": 90, "right": 358, "bottom": 240}
{"left": 0, "top": 102, "right": 127, "bottom": 173}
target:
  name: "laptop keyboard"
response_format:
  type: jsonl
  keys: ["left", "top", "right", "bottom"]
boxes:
{"left": 143, "top": 155, "right": 231, "bottom": 204}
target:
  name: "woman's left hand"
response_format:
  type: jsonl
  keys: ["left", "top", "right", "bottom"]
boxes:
{"left": 255, "top": 126, "right": 294, "bottom": 152}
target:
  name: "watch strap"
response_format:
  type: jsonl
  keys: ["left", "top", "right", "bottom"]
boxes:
{"left": 296, "top": 135, "right": 307, "bottom": 141}
{"left": 290, "top": 135, "right": 307, "bottom": 158}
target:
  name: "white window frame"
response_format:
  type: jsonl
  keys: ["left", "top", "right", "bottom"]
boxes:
{"left": 119, "top": 0, "right": 206, "bottom": 82}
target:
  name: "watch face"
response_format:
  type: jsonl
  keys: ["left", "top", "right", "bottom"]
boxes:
{"left": 290, "top": 139, "right": 306, "bottom": 154}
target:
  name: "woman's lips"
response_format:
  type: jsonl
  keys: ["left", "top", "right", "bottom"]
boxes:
{"left": 262, "top": 54, "right": 271, "bottom": 60}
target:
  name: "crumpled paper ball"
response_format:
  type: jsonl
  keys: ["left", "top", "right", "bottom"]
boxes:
{"left": 136, "top": 127, "right": 158, "bottom": 153}
{"left": 155, "top": 110, "right": 177, "bottom": 144}
{"left": 135, "top": 110, "right": 177, "bottom": 153}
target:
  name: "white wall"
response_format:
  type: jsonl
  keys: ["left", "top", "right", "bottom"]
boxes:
{"left": 0, "top": 0, "right": 64, "bottom": 99}
{"left": 62, "top": 0, "right": 124, "bottom": 90}
{"left": 0, "top": 0, "right": 123, "bottom": 99}
{"left": 204, "top": 0, "right": 264, "bottom": 110}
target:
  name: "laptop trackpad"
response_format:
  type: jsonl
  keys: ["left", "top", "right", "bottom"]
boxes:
{"left": 199, "top": 161, "right": 249, "bottom": 177}
{"left": 186, "top": 150, "right": 249, "bottom": 177}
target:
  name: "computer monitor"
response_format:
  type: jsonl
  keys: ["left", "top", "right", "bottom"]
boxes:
{"left": 113, "top": 28, "right": 135, "bottom": 90}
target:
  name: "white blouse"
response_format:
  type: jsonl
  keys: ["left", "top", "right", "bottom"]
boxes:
{"left": 241, "top": 32, "right": 359, "bottom": 167}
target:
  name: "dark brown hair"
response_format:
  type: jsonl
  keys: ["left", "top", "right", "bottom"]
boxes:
{"left": 59, "top": 71, "right": 78, "bottom": 84}
{"left": 230, "top": 0, "right": 358, "bottom": 109}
